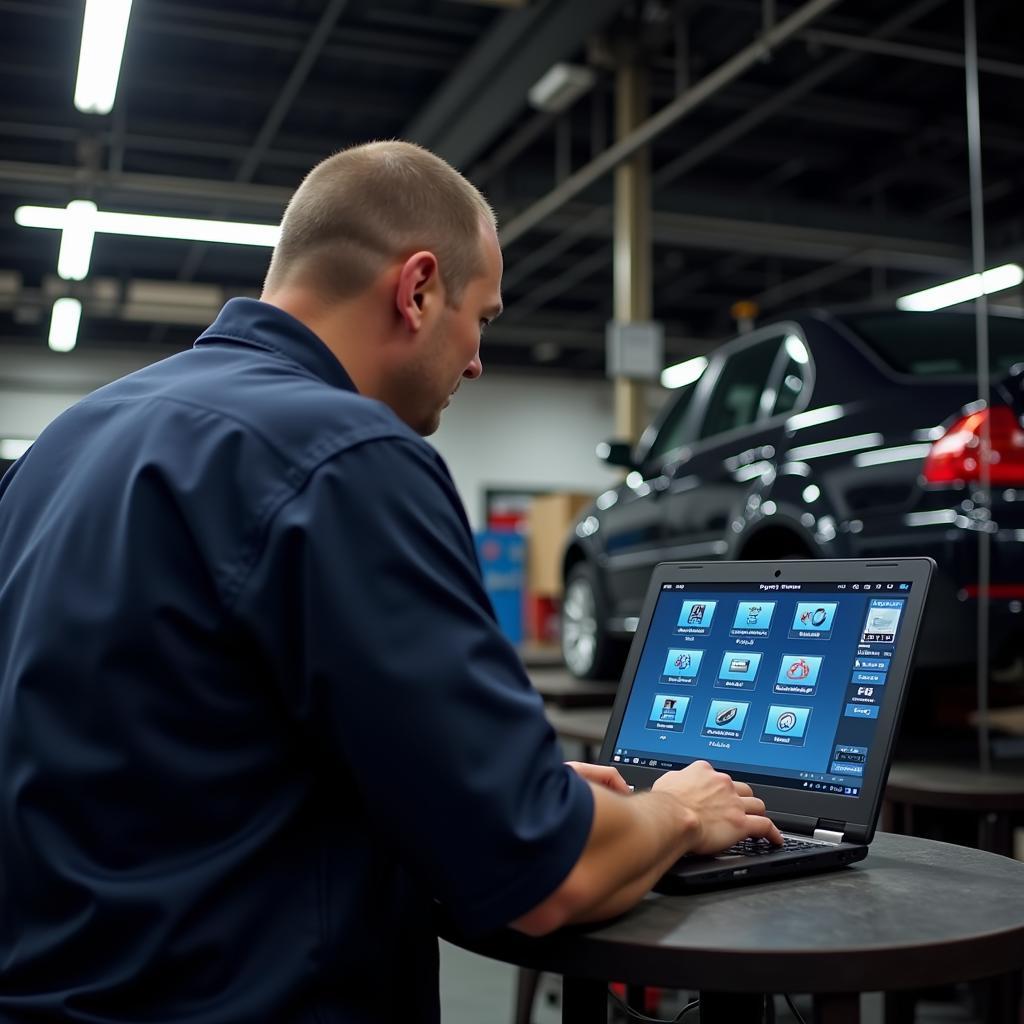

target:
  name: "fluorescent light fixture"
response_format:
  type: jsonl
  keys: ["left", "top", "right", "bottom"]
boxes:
{"left": 17, "top": 205, "right": 280, "bottom": 248}
{"left": 896, "top": 263, "right": 1024, "bottom": 312}
{"left": 784, "top": 334, "right": 809, "bottom": 365}
{"left": 48, "top": 297, "right": 82, "bottom": 352}
{"left": 75, "top": 0, "right": 133, "bottom": 114}
{"left": 660, "top": 355, "right": 708, "bottom": 390}
{"left": 528, "top": 63, "right": 596, "bottom": 114}
{"left": 0, "top": 438, "right": 33, "bottom": 461}
{"left": 57, "top": 200, "right": 97, "bottom": 280}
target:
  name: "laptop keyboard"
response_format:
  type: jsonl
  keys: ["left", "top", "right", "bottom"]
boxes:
{"left": 722, "top": 836, "right": 822, "bottom": 856}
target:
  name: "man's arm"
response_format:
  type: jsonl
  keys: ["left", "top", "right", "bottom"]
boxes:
{"left": 512, "top": 760, "right": 782, "bottom": 936}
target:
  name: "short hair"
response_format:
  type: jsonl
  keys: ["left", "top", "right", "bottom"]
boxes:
{"left": 264, "top": 141, "right": 496, "bottom": 304}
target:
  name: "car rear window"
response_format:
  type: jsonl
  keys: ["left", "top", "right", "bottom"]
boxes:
{"left": 840, "top": 311, "right": 1024, "bottom": 377}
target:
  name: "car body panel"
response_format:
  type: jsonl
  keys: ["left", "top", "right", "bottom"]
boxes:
{"left": 563, "top": 308, "right": 1024, "bottom": 674}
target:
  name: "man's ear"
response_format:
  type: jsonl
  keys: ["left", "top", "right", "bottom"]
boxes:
{"left": 396, "top": 251, "right": 441, "bottom": 331}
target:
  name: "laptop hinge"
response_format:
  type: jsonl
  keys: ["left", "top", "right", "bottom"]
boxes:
{"left": 813, "top": 819, "right": 846, "bottom": 845}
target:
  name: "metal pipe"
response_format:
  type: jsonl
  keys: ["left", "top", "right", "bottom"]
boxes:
{"left": 236, "top": 0, "right": 349, "bottom": 183}
{"left": 964, "top": 0, "right": 991, "bottom": 773}
{"left": 652, "top": 0, "right": 943, "bottom": 189}
{"left": 500, "top": 0, "right": 842, "bottom": 247}
{"left": 802, "top": 28, "right": 1024, "bottom": 81}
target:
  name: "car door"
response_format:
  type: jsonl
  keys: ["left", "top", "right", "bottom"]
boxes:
{"left": 599, "top": 378, "right": 703, "bottom": 621}
{"left": 659, "top": 329, "right": 811, "bottom": 556}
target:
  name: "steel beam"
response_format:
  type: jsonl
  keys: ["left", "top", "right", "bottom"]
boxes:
{"left": 235, "top": 0, "right": 349, "bottom": 183}
{"left": 753, "top": 261, "right": 865, "bottom": 310}
{"left": 0, "top": 161, "right": 293, "bottom": 212}
{"left": 801, "top": 28, "right": 1024, "bottom": 81}
{"left": 404, "top": 0, "right": 627, "bottom": 169}
{"left": 500, "top": 0, "right": 842, "bottom": 246}
{"left": 651, "top": 0, "right": 945, "bottom": 189}
{"left": 168, "top": 0, "right": 347, "bottom": 288}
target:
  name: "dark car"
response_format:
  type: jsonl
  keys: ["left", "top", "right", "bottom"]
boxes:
{"left": 560, "top": 308, "right": 1024, "bottom": 683}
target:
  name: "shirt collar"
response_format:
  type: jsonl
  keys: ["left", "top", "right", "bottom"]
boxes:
{"left": 195, "top": 297, "right": 358, "bottom": 394}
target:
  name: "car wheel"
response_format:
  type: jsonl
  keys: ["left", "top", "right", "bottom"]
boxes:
{"left": 561, "top": 563, "right": 625, "bottom": 680}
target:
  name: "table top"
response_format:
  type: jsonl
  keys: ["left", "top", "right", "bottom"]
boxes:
{"left": 885, "top": 760, "right": 1024, "bottom": 808}
{"left": 438, "top": 833, "right": 1024, "bottom": 993}
{"left": 528, "top": 667, "right": 619, "bottom": 708}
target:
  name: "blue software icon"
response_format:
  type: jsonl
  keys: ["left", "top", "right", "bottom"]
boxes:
{"left": 702, "top": 700, "right": 750, "bottom": 737}
{"left": 791, "top": 602, "right": 837, "bottom": 635}
{"left": 678, "top": 600, "right": 716, "bottom": 630}
{"left": 732, "top": 601, "right": 775, "bottom": 631}
{"left": 763, "top": 704, "right": 811, "bottom": 740}
{"left": 775, "top": 654, "right": 823, "bottom": 693}
{"left": 662, "top": 648, "right": 704, "bottom": 679}
{"left": 717, "top": 650, "right": 763, "bottom": 683}
{"left": 648, "top": 693, "right": 690, "bottom": 732}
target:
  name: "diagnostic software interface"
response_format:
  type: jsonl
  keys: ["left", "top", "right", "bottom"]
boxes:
{"left": 610, "top": 580, "right": 914, "bottom": 798}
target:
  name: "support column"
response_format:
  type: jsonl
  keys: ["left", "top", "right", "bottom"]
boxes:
{"left": 612, "top": 52, "right": 652, "bottom": 445}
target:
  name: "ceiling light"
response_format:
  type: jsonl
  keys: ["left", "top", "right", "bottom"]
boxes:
{"left": 48, "top": 297, "right": 82, "bottom": 353}
{"left": 896, "top": 263, "right": 1024, "bottom": 312}
{"left": 75, "top": 0, "right": 134, "bottom": 114}
{"left": 16, "top": 205, "right": 281, "bottom": 247}
{"left": 57, "top": 200, "right": 97, "bottom": 280}
{"left": 660, "top": 355, "right": 707, "bottom": 390}
{"left": 528, "top": 63, "right": 596, "bottom": 114}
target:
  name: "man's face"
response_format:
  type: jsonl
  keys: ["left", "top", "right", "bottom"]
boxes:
{"left": 402, "top": 223, "right": 503, "bottom": 436}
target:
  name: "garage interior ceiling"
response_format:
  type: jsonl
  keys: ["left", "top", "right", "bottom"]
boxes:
{"left": 1, "top": 0, "right": 1022, "bottom": 375}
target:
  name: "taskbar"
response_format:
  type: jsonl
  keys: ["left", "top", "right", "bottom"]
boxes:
{"left": 610, "top": 752, "right": 861, "bottom": 797}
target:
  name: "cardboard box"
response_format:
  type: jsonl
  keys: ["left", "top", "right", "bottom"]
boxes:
{"left": 527, "top": 492, "right": 593, "bottom": 597}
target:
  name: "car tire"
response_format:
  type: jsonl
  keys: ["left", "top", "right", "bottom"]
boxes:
{"left": 560, "top": 562, "right": 626, "bottom": 680}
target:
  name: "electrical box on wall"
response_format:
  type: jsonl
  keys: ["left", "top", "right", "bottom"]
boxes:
{"left": 605, "top": 321, "right": 664, "bottom": 381}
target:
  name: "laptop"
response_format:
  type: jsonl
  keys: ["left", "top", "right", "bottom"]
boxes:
{"left": 598, "top": 557, "right": 934, "bottom": 891}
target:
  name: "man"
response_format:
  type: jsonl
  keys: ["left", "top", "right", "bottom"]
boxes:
{"left": 0, "top": 141, "right": 779, "bottom": 1022}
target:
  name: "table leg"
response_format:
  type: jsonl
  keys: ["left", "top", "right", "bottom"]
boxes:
{"left": 813, "top": 992, "right": 860, "bottom": 1024}
{"left": 513, "top": 968, "right": 540, "bottom": 1024}
{"left": 971, "top": 970, "right": 1023, "bottom": 1024}
{"left": 699, "top": 991, "right": 764, "bottom": 1023}
{"left": 561, "top": 976, "right": 606, "bottom": 1023}
{"left": 883, "top": 990, "right": 916, "bottom": 1022}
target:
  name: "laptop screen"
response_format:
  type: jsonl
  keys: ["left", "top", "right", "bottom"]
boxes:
{"left": 608, "top": 579, "right": 916, "bottom": 799}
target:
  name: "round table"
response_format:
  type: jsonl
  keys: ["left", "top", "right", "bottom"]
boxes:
{"left": 438, "top": 833, "right": 1024, "bottom": 1023}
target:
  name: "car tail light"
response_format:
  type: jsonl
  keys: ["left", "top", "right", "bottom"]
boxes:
{"left": 923, "top": 405, "right": 1024, "bottom": 485}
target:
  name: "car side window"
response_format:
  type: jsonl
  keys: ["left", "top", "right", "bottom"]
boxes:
{"left": 646, "top": 382, "right": 697, "bottom": 465}
{"left": 698, "top": 338, "right": 782, "bottom": 441}
{"left": 771, "top": 355, "right": 809, "bottom": 417}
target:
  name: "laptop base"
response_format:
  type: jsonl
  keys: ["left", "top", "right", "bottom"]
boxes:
{"left": 654, "top": 842, "right": 868, "bottom": 894}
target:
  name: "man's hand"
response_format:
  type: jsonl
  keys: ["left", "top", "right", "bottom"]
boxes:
{"left": 513, "top": 758, "right": 782, "bottom": 936}
{"left": 652, "top": 760, "right": 783, "bottom": 854}
{"left": 566, "top": 761, "right": 631, "bottom": 794}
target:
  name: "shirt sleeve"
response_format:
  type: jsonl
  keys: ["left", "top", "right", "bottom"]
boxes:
{"left": 231, "top": 435, "right": 594, "bottom": 934}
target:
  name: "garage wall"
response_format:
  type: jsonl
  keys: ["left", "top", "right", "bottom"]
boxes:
{"left": 1, "top": 349, "right": 640, "bottom": 530}
{"left": 429, "top": 373, "right": 627, "bottom": 529}
{"left": 0, "top": 347, "right": 183, "bottom": 440}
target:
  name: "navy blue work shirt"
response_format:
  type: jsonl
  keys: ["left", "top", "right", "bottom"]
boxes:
{"left": 0, "top": 298, "right": 593, "bottom": 1023}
